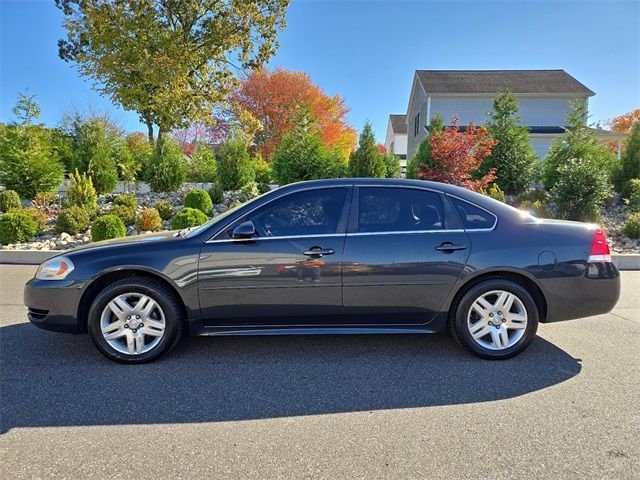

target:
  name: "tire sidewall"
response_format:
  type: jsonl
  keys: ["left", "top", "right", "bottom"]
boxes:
{"left": 454, "top": 280, "right": 539, "bottom": 359}
{"left": 88, "top": 281, "right": 180, "bottom": 363}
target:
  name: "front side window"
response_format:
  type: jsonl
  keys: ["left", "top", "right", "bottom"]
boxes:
{"left": 248, "top": 188, "right": 348, "bottom": 238}
{"left": 357, "top": 187, "right": 444, "bottom": 233}
{"left": 449, "top": 197, "right": 496, "bottom": 230}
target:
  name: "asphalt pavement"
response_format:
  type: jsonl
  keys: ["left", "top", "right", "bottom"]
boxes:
{"left": 1, "top": 265, "right": 638, "bottom": 479}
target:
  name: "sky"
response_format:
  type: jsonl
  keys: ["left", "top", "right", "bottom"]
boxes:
{"left": 1, "top": 0, "right": 639, "bottom": 141}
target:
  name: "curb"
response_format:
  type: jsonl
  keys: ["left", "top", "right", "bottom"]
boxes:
{"left": 1, "top": 249, "right": 639, "bottom": 270}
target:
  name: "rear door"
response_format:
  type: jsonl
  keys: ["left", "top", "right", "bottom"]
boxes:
{"left": 198, "top": 187, "right": 351, "bottom": 326}
{"left": 342, "top": 186, "right": 470, "bottom": 325}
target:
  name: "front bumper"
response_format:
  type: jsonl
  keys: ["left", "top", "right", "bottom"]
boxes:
{"left": 24, "top": 278, "right": 85, "bottom": 333}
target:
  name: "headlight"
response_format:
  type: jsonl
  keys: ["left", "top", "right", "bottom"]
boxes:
{"left": 36, "top": 256, "right": 75, "bottom": 280}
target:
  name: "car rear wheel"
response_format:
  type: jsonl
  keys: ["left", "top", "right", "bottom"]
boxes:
{"left": 451, "top": 279, "right": 539, "bottom": 359}
{"left": 87, "top": 277, "right": 184, "bottom": 363}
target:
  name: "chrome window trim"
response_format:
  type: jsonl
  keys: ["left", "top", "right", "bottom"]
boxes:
{"left": 206, "top": 185, "right": 353, "bottom": 242}
{"left": 205, "top": 233, "right": 346, "bottom": 244}
{"left": 445, "top": 193, "right": 498, "bottom": 231}
{"left": 347, "top": 229, "right": 464, "bottom": 237}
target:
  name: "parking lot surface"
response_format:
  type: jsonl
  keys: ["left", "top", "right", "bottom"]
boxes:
{"left": 1, "top": 265, "right": 639, "bottom": 479}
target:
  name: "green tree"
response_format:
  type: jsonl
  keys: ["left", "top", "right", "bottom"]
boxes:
{"left": 56, "top": 0, "right": 290, "bottom": 142}
{"left": 543, "top": 101, "right": 616, "bottom": 189}
{"left": 614, "top": 121, "right": 640, "bottom": 194}
{"left": 147, "top": 136, "right": 187, "bottom": 192}
{"left": 349, "top": 122, "right": 385, "bottom": 178}
{"left": 70, "top": 119, "right": 119, "bottom": 194}
{"left": 481, "top": 90, "right": 537, "bottom": 195}
{"left": 384, "top": 152, "right": 401, "bottom": 178}
{"left": 272, "top": 110, "right": 345, "bottom": 185}
{"left": 0, "top": 96, "right": 64, "bottom": 199}
{"left": 125, "top": 132, "right": 154, "bottom": 182}
{"left": 216, "top": 130, "right": 255, "bottom": 191}
{"left": 406, "top": 113, "right": 443, "bottom": 179}
{"left": 189, "top": 143, "right": 217, "bottom": 184}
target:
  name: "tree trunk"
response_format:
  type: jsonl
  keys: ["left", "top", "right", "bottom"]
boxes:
{"left": 146, "top": 120, "right": 154, "bottom": 143}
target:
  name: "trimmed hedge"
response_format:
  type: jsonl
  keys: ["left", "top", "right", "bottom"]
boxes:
{"left": 155, "top": 200, "right": 174, "bottom": 221}
{"left": 184, "top": 189, "right": 213, "bottom": 215}
{"left": 110, "top": 204, "right": 137, "bottom": 226}
{"left": 56, "top": 205, "right": 90, "bottom": 235}
{"left": 0, "top": 190, "right": 21, "bottom": 212}
{"left": 0, "top": 212, "right": 38, "bottom": 244}
{"left": 92, "top": 214, "right": 126, "bottom": 241}
{"left": 113, "top": 193, "right": 138, "bottom": 210}
{"left": 136, "top": 208, "right": 163, "bottom": 232}
{"left": 171, "top": 207, "right": 208, "bottom": 229}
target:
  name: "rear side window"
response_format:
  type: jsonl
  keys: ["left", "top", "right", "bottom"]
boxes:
{"left": 449, "top": 197, "right": 496, "bottom": 230}
{"left": 357, "top": 187, "right": 444, "bottom": 233}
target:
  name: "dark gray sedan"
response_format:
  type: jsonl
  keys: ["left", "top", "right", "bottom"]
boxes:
{"left": 24, "top": 179, "right": 620, "bottom": 363}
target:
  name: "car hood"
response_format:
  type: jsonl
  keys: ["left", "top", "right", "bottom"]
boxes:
{"left": 65, "top": 230, "right": 181, "bottom": 254}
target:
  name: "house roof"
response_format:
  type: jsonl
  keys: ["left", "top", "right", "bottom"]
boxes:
{"left": 389, "top": 114, "right": 407, "bottom": 134}
{"left": 415, "top": 70, "right": 594, "bottom": 96}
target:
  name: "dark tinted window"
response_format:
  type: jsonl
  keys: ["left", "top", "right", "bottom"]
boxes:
{"left": 449, "top": 197, "right": 496, "bottom": 230}
{"left": 249, "top": 188, "right": 348, "bottom": 237}
{"left": 357, "top": 187, "right": 444, "bottom": 233}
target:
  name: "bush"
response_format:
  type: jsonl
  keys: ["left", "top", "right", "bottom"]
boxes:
{"left": 155, "top": 200, "right": 174, "bottom": 221}
{"left": 483, "top": 184, "right": 506, "bottom": 203}
{"left": 519, "top": 199, "right": 551, "bottom": 218}
{"left": 624, "top": 212, "right": 640, "bottom": 239}
{"left": 171, "top": 207, "right": 208, "bottom": 229}
{"left": 349, "top": 122, "right": 385, "bottom": 178}
{"left": 518, "top": 188, "right": 549, "bottom": 205}
{"left": 0, "top": 212, "right": 38, "bottom": 244}
{"left": 148, "top": 136, "right": 187, "bottom": 192}
{"left": 32, "top": 191, "right": 58, "bottom": 216}
{"left": 384, "top": 152, "right": 402, "bottom": 178}
{"left": 183, "top": 189, "right": 213, "bottom": 214}
{"left": 251, "top": 155, "right": 272, "bottom": 184}
{"left": 481, "top": 90, "right": 537, "bottom": 195}
{"left": 614, "top": 121, "right": 640, "bottom": 193}
{"left": 543, "top": 101, "right": 615, "bottom": 190}
{"left": 70, "top": 120, "right": 119, "bottom": 194}
{"left": 65, "top": 169, "right": 98, "bottom": 215}
{"left": 0, "top": 190, "right": 22, "bottom": 212}
{"left": 0, "top": 124, "right": 65, "bottom": 199}
{"left": 240, "top": 181, "right": 259, "bottom": 201}
{"left": 126, "top": 132, "right": 153, "bottom": 182}
{"left": 110, "top": 204, "right": 137, "bottom": 226}
{"left": 189, "top": 143, "right": 217, "bottom": 183}
{"left": 550, "top": 158, "right": 611, "bottom": 222}
{"left": 257, "top": 182, "right": 271, "bottom": 194}
{"left": 56, "top": 205, "right": 90, "bottom": 235}
{"left": 136, "top": 208, "right": 163, "bottom": 232}
{"left": 10, "top": 207, "right": 48, "bottom": 230}
{"left": 113, "top": 193, "right": 138, "bottom": 210}
{"left": 627, "top": 178, "right": 640, "bottom": 212}
{"left": 217, "top": 130, "right": 254, "bottom": 191}
{"left": 91, "top": 214, "right": 126, "bottom": 241}
{"left": 208, "top": 182, "right": 224, "bottom": 204}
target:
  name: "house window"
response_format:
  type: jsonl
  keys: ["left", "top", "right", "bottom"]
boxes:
{"left": 414, "top": 113, "right": 420, "bottom": 137}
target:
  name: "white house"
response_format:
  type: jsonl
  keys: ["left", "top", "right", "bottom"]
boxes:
{"left": 384, "top": 114, "right": 408, "bottom": 174}
{"left": 403, "top": 70, "right": 596, "bottom": 160}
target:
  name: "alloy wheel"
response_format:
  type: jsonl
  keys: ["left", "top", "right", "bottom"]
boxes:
{"left": 100, "top": 293, "right": 166, "bottom": 355}
{"left": 466, "top": 289, "right": 528, "bottom": 350}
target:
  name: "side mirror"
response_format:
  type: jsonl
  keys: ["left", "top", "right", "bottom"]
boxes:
{"left": 232, "top": 221, "right": 256, "bottom": 239}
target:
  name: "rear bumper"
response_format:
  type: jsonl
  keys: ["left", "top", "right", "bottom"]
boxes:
{"left": 24, "top": 278, "right": 84, "bottom": 334}
{"left": 542, "top": 262, "right": 621, "bottom": 323}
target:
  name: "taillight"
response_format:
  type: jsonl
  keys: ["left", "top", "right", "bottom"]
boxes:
{"left": 588, "top": 228, "right": 611, "bottom": 263}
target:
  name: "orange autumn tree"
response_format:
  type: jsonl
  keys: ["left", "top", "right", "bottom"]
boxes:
{"left": 608, "top": 109, "right": 640, "bottom": 133}
{"left": 231, "top": 68, "right": 357, "bottom": 160}
{"left": 419, "top": 117, "right": 497, "bottom": 191}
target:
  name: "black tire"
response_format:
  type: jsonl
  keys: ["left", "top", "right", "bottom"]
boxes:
{"left": 450, "top": 279, "right": 539, "bottom": 360}
{"left": 87, "top": 277, "right": 184, "bottom": 364}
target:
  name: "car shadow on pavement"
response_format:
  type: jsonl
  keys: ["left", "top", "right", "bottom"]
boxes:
{"left": 0, "top": 323, "right": 581, "bottom": 432}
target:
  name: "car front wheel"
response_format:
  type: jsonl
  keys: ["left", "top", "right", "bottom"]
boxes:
{"left": 451, "top": 279, "right": 539, "bottom": 359}
{"left": 87, "top": 277, "right": 184, "bottom": 363}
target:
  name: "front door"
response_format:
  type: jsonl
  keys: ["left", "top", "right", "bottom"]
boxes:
{"left": 342, "top": 186, "right": 469, "bottom": 325}
{"left": 198, "top": 187, "right": 351, "bottom": 326}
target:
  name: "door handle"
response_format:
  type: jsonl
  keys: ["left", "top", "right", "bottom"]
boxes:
{"left": 304, "top": 247, "right": 335, "bottom": 257}
{"left": 435, "top": 242, "right": 468, "bottom": 252}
